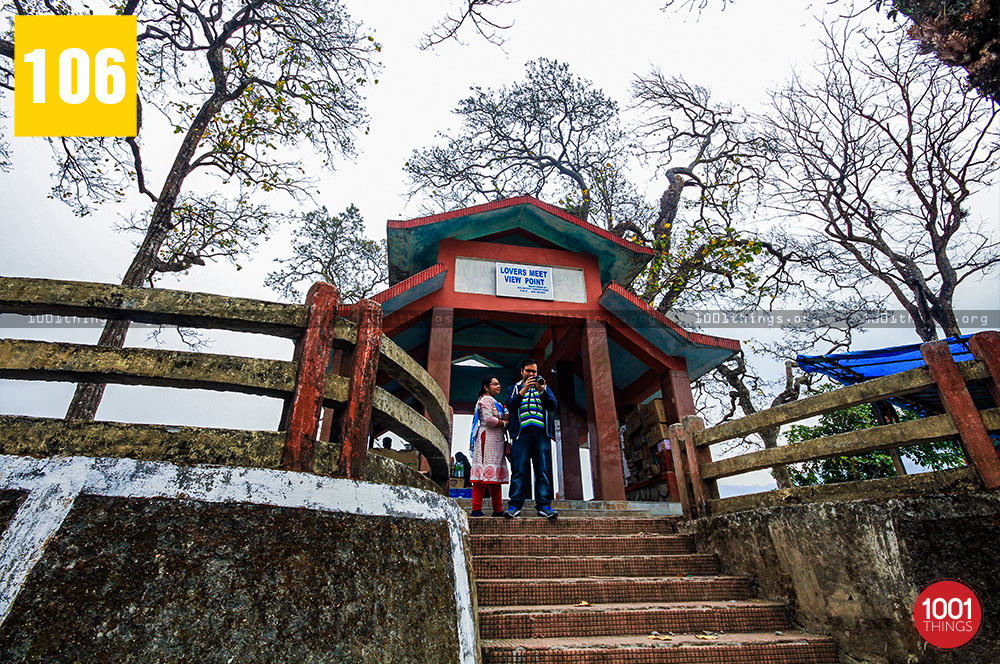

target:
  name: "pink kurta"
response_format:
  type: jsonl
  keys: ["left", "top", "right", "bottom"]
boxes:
{"left": 470, "top": 395, "right": 509, "bottom": 484}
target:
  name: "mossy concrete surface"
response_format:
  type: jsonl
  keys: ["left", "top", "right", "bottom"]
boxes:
{"left": 683, "top": 492, "right": 1000, "bottom": 663}
{"left": 0, "top": 496, "right": 459, "bottom": 663}
{"left": 0, "top": 456, "right": 477, "bottom": 663}
{"left": 0, "top": 276, "right": 308, "bottom": 338}
{"left": 0, "top": 492, "right": 26, "bottom": 532}
{"left": 0, "top": 416, "right": 443, "bottom": 495}
{"left": 0, "top": 339, "right": 296, "bottom": 397}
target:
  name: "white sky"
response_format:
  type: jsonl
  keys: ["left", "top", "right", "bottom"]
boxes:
{"left": 1, "top": 0, "right": 997, "bottom": 496}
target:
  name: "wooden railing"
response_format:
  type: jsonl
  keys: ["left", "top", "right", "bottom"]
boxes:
{"left": 0, "top": 277, "right": 452, "bottom": 488}
{"left": 668, "top": 332, "right": 1000, "bottom": 518}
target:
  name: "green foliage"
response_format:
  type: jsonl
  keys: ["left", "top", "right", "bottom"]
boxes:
{"left": 629, "top": 72, "right": 780, "bottom": 313}
{"left": 784, "top": 400, "right": 966, "bottom": 486}
{"left": 637, "top": 220, "right": 765, "bottom": 310}
{"left": 266, "top": 205, "right": 387, "bottom": 303}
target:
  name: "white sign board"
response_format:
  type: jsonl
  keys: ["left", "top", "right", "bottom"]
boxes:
{"left": 496, "top": 261, "right": 554, "bottom": 300}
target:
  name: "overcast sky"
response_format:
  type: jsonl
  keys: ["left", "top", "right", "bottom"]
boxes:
{"left": 2, "top": 1, "right": 997, "bottom": 496}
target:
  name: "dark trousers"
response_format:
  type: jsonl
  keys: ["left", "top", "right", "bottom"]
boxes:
{"left": 507, "top": 425, "right": 553, "bottom": 509}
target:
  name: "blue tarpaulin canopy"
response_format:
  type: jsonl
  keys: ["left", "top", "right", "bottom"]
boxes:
{"left": 797, "top": 334, "right": 997, "bottom": 417}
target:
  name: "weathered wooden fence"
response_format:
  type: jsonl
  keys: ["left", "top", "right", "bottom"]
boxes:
{"left": 669, "top": 331, "right": 1000, "bottom": 518}
{"left": 0, "top": 277, "right": 452, "bottom": 489}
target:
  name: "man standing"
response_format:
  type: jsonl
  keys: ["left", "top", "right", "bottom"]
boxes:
{"left": 504, "top": 359, "right": 559, "bottom": 519}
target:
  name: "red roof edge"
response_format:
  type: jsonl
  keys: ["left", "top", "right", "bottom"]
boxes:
{"left": 336, "top": 263, "right": 447, "bottom": 315}
{"left": 389, "top": 196, "right": 654, "bottom": 256}
{"left": 603, "top": 282, "right": 742, "bottom": 352}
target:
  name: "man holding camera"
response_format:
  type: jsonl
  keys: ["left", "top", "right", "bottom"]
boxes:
{"left": 503, "top": 358, "right": 559, "bottom": 519}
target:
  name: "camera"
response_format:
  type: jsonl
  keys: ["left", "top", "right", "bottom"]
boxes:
{"left": 535, "top": 376, "right": 545, "bottom": 387}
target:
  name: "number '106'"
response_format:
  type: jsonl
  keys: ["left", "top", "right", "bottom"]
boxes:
{"left": 22, "top": 48, "right": 127, "bottom": 105}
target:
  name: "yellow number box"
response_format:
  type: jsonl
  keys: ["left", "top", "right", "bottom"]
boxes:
{"left": 15, "top": 16, "right": 137, "bottom": 137}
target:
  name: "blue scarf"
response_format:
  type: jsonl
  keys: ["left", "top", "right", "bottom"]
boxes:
{"left": 470, "top": 396, "right": 505, "bottom": 454}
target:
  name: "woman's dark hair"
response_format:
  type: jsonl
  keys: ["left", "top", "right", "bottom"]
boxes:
{"left": 479, "top": 374, "right": 500, "bottom": 396}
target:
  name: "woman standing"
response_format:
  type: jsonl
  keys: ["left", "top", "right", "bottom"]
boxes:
{"left": 469, "top": 375, "right": 510, "bottom": 517}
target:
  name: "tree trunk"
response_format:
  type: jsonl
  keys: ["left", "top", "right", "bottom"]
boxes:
{"left": 760, "top": 425, "right": 793, "bottom": 489}
{"left": 64, "top": 318, "right": 131, "bottom": 420}
{"left": 62, "top": 222, "right": 170, "bottom": 420}
{"left": 64, "top": 95, "right": 224, "bottom": 421}
{"left": 715, "top": 355, "right": 801, "bottom": 490}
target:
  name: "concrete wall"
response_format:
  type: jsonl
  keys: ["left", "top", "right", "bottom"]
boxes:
{"left": 682, "top": 492, "right": 999, "bottom": 664}
{"left": 0, "top": 455, "right": 479, "bottom": 664}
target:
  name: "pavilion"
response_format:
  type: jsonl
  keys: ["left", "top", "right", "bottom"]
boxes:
{"left": 365, "top": 196, "right": 740, "bottom": 501}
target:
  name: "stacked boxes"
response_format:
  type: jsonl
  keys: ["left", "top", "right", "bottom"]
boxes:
{"left": 623, "top": 399, "right": 679, "bottom": 502}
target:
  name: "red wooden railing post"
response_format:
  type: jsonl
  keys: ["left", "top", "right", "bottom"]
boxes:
{"left": 282, "top": 282, "right": 340, "bottom": 472}
{"left": 667, "top": 422, "right": 693, "bottom": 518}
{"left": 337, "top": 299, "right": 383, "bottom": 480}
{"left": 681, "top": 415, "right": 715, "bottom": 517}
{"left": 969, "top": 331, "right": 1000, "bottom": 465}
{"left": 969, "top": 331, "right": 1000, "bottom": 413}
{"left": 922, "top": 338, "right": 1000, "bottom": 489}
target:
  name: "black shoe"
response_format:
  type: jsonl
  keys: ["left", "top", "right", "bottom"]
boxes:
{"left": 470, "top": 510, "right": 485, "bottom": 517}
{"left": 503, "top": 506, "right": 521, "bottom": 518}
{"left": 491, "top": 511, "right": 505, "bottom": 517}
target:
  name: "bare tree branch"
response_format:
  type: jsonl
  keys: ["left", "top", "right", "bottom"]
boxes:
{"left": 266, "top": 205, "right": 387, "bottom": 303}
{"left": 405, "top": 58, "right": 630, "bottom": 225}
{"left": 763, "top": 22, "right": 1000, "bottom": 341}
{"left": 419, "top": 0, "right": 519, "bottom": 50}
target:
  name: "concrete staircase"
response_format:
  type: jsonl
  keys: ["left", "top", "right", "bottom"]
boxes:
{"left": 453, "top": 498, "right": 679, "bottom": 519}
{"left": 466, "top": 503, "right": 839, "bottom": 664}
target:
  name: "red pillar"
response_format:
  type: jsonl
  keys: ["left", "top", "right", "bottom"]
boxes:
{"left": 656, "top": 366, "right": 696, "bottom": 502}
{"left": 556, "top": 360, "right": 584, "bottom": 500}
{"left": 427, "top": 306, "right": 454, "bottom": 402}
{"left": 659, "top": 366, "right": 696, "bottom": 425}
{"left": 419, "top": 307, "right": 454, "bottom": 476}
{"left": 581, "top": 319, "right": 626, "bottom": 501}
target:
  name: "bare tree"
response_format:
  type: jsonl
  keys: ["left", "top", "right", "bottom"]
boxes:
{"left": 404, "top": 57, "right": 631, "bottom": 225}
{"left": 695, "top": 22, "right": 999, "bottom": 487}
{"left": 698, "top": 302, "right": 883, "bottom": 488}
{"left": 1, "top": 0, "right": 381, "bottom": 419}
{"left": 419, "top": 0, "right": 519, "bottom": 50}
{"left": 266, "top": 205, "right": 387, "bottom": 303}
{"left": 658, "top": 0, "right": 1000, "bottom": 102}
{"left": 630, "top": 69, "right": 906, "bottom": 489}
{"left": 764, "top": 22, "right": 1000, "bottom": 342}
{"left": 629, "top": 70, "right": 791, "bottom": 313}
{"left": 713, "top": 355, "right": 813, "bottom": 488}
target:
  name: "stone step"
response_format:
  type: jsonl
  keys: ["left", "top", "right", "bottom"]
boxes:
{"left": 468, "top": 516, "right": 678, "bottom": 536}
{"left": 476, "top": 575, "right": 752, "bottom": 607}
{"left": 481, "top": 632, "right": 840, "bottom": 664}
{"left": 472, "top": 554, "right": 719, "bottom": 580}
{"left": 471, "top": 534, "right": 695, "bottom": 556}
{"left": 470, "top": 509, "right": 652, "bottom": 518}
{"left": 453, "top": 498, "right": 676, "bottom": 515}
{"left": 479, "top": 601, "right": 791, "bottom": 640}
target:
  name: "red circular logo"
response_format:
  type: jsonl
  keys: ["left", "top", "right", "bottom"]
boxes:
{"left": 913, "top": 580, "right": 982, "bottom": 649}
